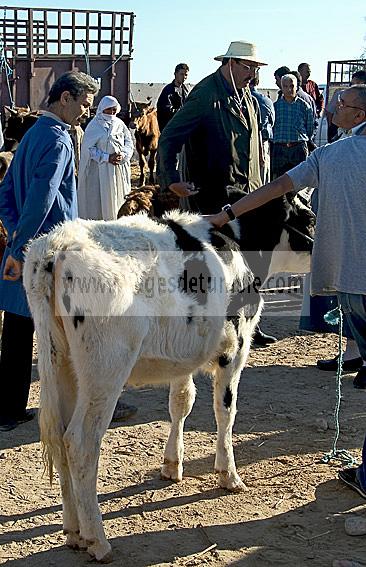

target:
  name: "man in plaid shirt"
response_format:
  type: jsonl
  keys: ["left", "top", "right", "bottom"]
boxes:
{"left": 272, "top": 74, "right": 314, "bottom": 179}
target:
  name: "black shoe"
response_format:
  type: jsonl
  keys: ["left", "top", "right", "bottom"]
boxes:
{"left": 16, "top": 409, "right": 36, "bottom": 424}
{"left": 353, "top": 367, "right": 366, "bottom": 389}
{"left": 252, "top": 327, "right": 277, "bottom": 347}
{"left": 317, "top": 356, "right": 363, "bottom": 372}
{"left": 0, "top": 409, "right": 36, "bottom": 432}
{"left": 338, "top": 467, "right": 366, "bottom": 499}
{"left": 0, "top": 418, "right": 18, "bottom": 432}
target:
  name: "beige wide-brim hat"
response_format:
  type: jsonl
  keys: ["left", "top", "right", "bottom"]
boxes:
{"left": 214, "top": 40, "right": 267, "bottom": 66}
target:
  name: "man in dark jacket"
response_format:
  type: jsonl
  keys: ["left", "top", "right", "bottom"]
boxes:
{"left": 157, "top": 63, "right": 190, "bottom": 132}
{"left": 158, "top": 40, "right": 266, "bottom": 213}
{"left": 159, "top": 41, "right": 276, "bottom": 346}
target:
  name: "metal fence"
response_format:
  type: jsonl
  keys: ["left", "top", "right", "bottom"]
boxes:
{"left": 0, "top": 7, "right": 135, "bottom": 114}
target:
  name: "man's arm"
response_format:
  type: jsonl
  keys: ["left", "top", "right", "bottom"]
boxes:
{"left": 157, "top": 84, "right": 175, "bottom": 131}
{"left": 10, "top": 141, "right": 71, "bottom": 260}
{"left": 121, "top": 122, "right": 134, "bottom": 161}
{"left": 304, "top": 104, "right": 315, "bottom": 140}
{"left": 0, "top": 160, "right": 18, "bottom": 238}
{"left": 158, "top": 88, "right": 203, "bottom": 189}
{"left": 262, "top": 98, "right": 275, "bottom": 140}
{"left": 206, "top": 174, "right": 294, "bottom": 227}
{"left": 206, "top": 148, "right": 321, "bottom": 227}
{"left": 315, "top": 83, "right": 325, "bottom": 115}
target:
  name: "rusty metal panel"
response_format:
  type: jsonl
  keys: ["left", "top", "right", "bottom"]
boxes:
{"left": 0, "top": 7, "right": 134, "bottom": 57}
{"left": 0, "top": 6, "right": 135, "bottom": 119}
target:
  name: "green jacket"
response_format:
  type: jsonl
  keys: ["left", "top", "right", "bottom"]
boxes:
{"left": 158, "top": 68, "right": 261, "bottom": 213}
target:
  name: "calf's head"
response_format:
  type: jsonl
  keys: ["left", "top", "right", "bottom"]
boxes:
{"left": 224, "top": 186, "right": 315, "bottom": 281}
{"left": 129, "top": 101, "right": 153, "bottom": 130}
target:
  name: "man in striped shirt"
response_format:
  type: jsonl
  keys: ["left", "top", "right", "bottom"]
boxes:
{"left": 272, "top": 74, "right": 314, "bottom": 179}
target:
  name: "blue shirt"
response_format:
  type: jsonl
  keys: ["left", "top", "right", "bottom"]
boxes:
{"left": 250, "top": 87, "right": 275, "bottom": 141}
{"left": 273, "top": 96, "right": 314, "bottom": 143}
{"left": 0, "top": 114, "right": 77, "bottom": 317}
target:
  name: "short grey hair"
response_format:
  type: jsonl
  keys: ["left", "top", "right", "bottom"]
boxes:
{"left": 281, "top": 74, "right": 297, "bottom": 86}
{"left": 47, "top": 71, "right": 99, "bottom": 105}
{"left": 348, "top": 84, "right": 366, "bottom": 112}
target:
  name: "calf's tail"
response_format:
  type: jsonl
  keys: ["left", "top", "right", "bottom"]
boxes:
{"left": 23, "top": 243, "right": 68, "bottom": 483}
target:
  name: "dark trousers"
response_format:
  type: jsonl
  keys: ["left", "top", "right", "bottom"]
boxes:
{"left": 272, "top": 142, "right": 308, "bottom": 179}
{"left": 338, "top": 292, "right": 366, "bottom": 490}
{"left": 0, "top": 311, "right": 34, "bottom": 419}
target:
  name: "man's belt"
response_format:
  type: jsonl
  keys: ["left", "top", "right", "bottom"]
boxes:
{"left": 274, "top": 141, "right": 306, "bottom": 147}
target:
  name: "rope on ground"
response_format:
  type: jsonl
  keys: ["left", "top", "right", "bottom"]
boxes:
{"left": 320, "top": 305, "right": 358, "bottom": 466}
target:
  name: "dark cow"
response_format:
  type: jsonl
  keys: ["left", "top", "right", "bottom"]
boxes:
{"left": 3, "top": 106, "right": 41, "bottom": 151}
{"left": 3, "top": 106, "right": 84, "bottom": 174}
{"left": 0, "top": 107, "right": 39, "bottom": 263}
{"left": 117, "top": 184, "right": 157, "bottom": 216}
{"left": 129, "top": 102, "right": 160, "bottom": 186}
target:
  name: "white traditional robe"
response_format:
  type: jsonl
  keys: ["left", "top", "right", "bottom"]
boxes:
{"left": 78, "top": 96, "right": 134, "bottom": 220}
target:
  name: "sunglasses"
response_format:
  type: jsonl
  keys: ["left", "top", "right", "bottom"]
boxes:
{"left": 235, "top": 60, "right": 260, "bottom": 72}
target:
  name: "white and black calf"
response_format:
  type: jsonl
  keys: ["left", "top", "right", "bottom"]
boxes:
{"left": 23, "top": 201, "right": 314, "bottom": 562}
{"left": 225, "top": 188, "right": 315, "bottom": 283}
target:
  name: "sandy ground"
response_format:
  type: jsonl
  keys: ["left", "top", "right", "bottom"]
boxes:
{"left": 1, "top": 311, "right": 366, "bottom": 567}
{"left": 1, "top": 165, "right": 366, "bottom": 566}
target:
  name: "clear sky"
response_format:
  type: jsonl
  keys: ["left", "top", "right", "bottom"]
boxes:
{"left": 3, "top": 0, "right": 366, "bottom": 88}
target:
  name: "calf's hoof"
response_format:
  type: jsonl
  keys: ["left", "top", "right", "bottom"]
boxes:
{"left": 161, "top": 460, "right": 183, "bottom": 482}
{"left": 87, "top": 540, "right": 113, "bottom": 563}
{"left": 217, "top": 470, "right": 247, "bottom": 492}
{"left": 65, "top": 530, "right": 87, "bottom": 550}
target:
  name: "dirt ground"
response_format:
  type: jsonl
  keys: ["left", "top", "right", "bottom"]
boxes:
{"left": 1, "top": 165, "right": 366, "bottom": 566}
{"left": 1, "top": 311, "right": 366, "bottom": 567}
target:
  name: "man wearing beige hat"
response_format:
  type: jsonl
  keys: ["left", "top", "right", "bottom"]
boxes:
{"left": 158, "top": 40, "right": 267, "bottom": 213}
{"left": 158, "top": 41, "right": 277, "bottom": 346}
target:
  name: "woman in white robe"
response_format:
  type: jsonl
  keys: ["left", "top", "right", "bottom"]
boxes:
{"left": 78, "top": 95, "right": 134, "bottom": 220}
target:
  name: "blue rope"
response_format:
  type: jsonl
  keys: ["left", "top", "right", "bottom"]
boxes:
{"left": 320, "top": 305, "right": 358, "bottom": 466}
{"left": 81, "top": 41, "right": 90, "bottom": 76}
{"left": 102, "top": 51, "right": 125, "bottom": 75}
{"left": 0, "top": 35, "right": 15, "bottom": 107}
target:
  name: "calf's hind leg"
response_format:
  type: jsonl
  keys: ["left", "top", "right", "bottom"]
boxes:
{"left": 148, "top": 149, "right": 156, "bottom": 184}
{"left": 63, "top": 321, "right": 144, "bottom": 563}
{"left": 161, "top": 375, "right": 196, "bottom": 482}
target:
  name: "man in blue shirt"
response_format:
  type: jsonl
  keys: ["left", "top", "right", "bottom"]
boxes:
{"left": 272, "top": 74, "right": 314, "bottom": 178}
{"left": 250, "top": 76, "right": 275, "bottom": 184}
{"left": 0, "top": 71, "right": 99, "bottom": 431}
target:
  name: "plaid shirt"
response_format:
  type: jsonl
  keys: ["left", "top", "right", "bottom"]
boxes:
{"left": 273, "top": 96, "right": 314, "bottom": 143}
